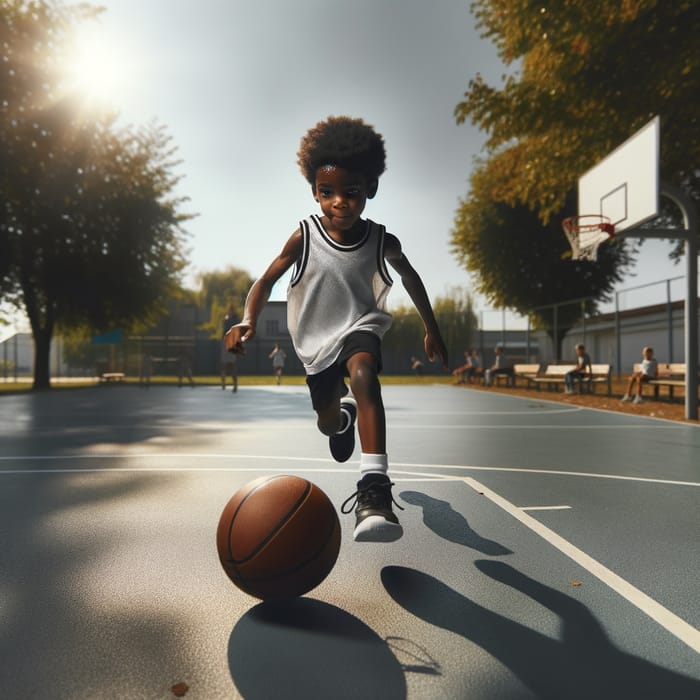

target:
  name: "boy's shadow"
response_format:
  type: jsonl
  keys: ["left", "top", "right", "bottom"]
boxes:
{"left": 228, "top": 598, "right": 407, "bottom": 699}
{"left": 400, "top": 490, "right": 512, "bottom": 555}
{"left": 382, "top": 561, "right": 700, "bottom": 699}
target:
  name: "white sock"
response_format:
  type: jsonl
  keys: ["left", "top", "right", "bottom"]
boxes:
{"left": 360, "top": 453, "right": 388, "bottom": 476}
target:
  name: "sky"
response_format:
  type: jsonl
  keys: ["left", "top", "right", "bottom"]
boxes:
{"left": 2, "top": 0, "right": 690, "bottom": 338}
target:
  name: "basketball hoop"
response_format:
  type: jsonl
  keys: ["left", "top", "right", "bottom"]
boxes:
{"left": 562, "top": 215, "right": 615, "bottom": 261}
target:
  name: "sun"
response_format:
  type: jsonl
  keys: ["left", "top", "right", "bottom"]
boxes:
{"left": 62, "top": 22, "right": 130, "bottom": 111}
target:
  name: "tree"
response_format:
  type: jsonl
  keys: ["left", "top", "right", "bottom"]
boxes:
{"left": 451, "top": 1, "right": 698, "bottom": 356}
{"left": 456, "top": 0, "right": 700, "bottom": 222}
{"left": 433, "top": 288, "right": 479, "bottom": 363}
{"left": 451, "top": 167, "right": 632, "bottom": 357}
{"left": 195, "top": 267, "right": 254, "bottom": 339}
{"left": 383, "top": 288, "right": 477, "bottom": 370}
{"left": 1, "top": 1, "right": 192, "bottom": 389}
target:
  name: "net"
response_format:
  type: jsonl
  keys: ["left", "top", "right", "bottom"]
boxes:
{"left": 562, "top": 215, "right": 615, "bottom": 261}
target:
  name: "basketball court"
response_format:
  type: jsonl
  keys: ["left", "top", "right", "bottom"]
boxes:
{"left": 1, "top": 383, "right": 698, "bottom": 699}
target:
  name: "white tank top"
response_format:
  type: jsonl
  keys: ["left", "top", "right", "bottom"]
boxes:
{"left": 287, "top": 214, "right": 393, "bottom": 374}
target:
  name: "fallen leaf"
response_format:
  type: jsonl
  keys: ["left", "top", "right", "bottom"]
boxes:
{"left": 569, "top": 580, "right": 582, "bottom": 587}
{"left": 171, "top": 682, "right": 189, "bottom": 697}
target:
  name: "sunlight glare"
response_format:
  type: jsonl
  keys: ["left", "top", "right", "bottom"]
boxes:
{"left": 63, "top": 23, "right": 130, "bottom": 111}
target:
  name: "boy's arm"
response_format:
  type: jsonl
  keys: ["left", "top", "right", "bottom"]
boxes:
{"left": 224, "top": 230, "right": 303, "bottom": 354}
{"left": 384, "top": 233, "right": 448, "bottom": 368}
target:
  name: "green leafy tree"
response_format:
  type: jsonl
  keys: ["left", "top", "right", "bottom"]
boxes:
{"left": 452, "top": 169, "right": 632, "bottom": 357}
{"left": 383, "top": 288, "right": 477, "bottom": 371}
{"left": 433, "top": 287, "right": 479, "bottom": 364}
{"left": 196, "top": 267, "right": 254, "bottom": 339}
{"left": 451, "top": 1, "right": 697, "bottom": 357}
{"left": 456, "top": 0, "right": 700, "bottom": 221}
{"left": 382, "top": 303, "right": 426, "bottom": 372}
{"left": 1, "top": 1, "right": 192, "bottom": 389}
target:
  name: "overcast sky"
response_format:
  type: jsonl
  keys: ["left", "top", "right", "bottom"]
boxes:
{"left": 3, "top": 0, "right": 686, "bottom": 339}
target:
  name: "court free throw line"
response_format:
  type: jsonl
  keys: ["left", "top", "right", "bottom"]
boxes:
{"left": 462, "top": 476, "right": 700, "bottom": 655}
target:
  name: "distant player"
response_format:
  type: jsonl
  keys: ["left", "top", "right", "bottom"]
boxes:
{"left": 225, "top": 116, "right": 448, "bottom": 542}
{"left": 268, "top": 343, "right": 287, "bottom": 385}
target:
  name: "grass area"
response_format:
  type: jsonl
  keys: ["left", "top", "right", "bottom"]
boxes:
{"left": 1, "top": 372, "right": 693, "bottom": 422}
{"left": 0, "top": 373, "right": 454, "bottom": 394}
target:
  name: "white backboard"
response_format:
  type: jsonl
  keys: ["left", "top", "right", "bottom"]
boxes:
{"left": 578, "top": 116, "right": 659, "bottom": 233}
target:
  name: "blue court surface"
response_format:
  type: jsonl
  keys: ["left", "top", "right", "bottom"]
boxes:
{"left": 1, "top": 384, "right": 699, "bottom": 699}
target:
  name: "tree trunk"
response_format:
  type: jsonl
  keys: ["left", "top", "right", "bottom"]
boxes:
{"left": 32, "top": 327, "right": 52, "bottom": 391}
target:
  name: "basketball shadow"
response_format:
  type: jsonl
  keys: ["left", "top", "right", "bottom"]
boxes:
{"left": 228, "top": 598, "right": 406, "bottom": 699}
{"left": 381, "top": 562, "right": 700, "bottom": 699}
{"left": 399, "top": 490, "right": 512, "bottom": 555}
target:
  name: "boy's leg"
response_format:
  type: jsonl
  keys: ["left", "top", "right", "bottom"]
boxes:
{"left": 306, "top": 365, "right": 354, "bottom": 461}
{"left": 346, "top": 351, "right": 385, "bottom": 454}
{"left": 342, "top": 350, "right": 403, "bottom": 543}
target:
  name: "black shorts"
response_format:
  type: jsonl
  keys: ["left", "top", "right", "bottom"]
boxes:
{"left": 306, "top": 331, "right": 382, "bottom": 412}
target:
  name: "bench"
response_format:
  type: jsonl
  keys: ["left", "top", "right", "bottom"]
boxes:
{"left": 100, "top": 372, "right": 125, "bottom": 383}
{"left": 528, "top": 363, "right": 612, "bottom": 395}
{"left": 493, "top": 363, "right": 541, "bottom": 387}
{"left": 634, "top": 362, "right": 687, "bottom": 401}
{"left": 512, "top": 363, "right": 541, "bottom": 387}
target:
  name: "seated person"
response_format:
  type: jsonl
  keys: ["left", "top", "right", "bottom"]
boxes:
{"left": 484, "top": 346, "right": 513, "bottom": 386}
{"left": 565, "top": 343, "right": 591, "bottom": 394}
{"left": 451, "top": 350, "right": 472, "bottom": 384}
{"left": 621, "top": 346, "right": 658, "bottom": 404}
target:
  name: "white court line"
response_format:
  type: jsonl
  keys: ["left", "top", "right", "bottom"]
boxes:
{"left": 1, "top": 454, "right": 699, "bottom": 488}
{"left": 387, "top": 423, "right": 689, "bottom": 430}
{"left": 462, "top": 477, "right": 700, "bottom": 655}
{"left": 392, "top": 407, "right": 583, "bottom": 416}
{"left": 520, "top": 505, "right": 572, "bottom": 511}
{"left": 391, "top": 462, "right": 700, "bottom": 488}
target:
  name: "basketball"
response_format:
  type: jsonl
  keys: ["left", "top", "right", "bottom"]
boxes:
{"left": 216, "top": 475, "right": 341, "bottom": 600}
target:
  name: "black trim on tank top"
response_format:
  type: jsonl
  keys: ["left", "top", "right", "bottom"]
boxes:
{"left": 310, "top": 214, "right": 370, "bottom": 252}
{"left": 376, "top": 225, "right": 394, "bottom": 287}
{"left": 289, "top": 220, "right": 310, "bottom": 288}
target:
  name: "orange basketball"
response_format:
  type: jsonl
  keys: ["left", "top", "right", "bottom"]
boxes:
{"left": 216, "top": 475, "right": 341, "bottom": 600}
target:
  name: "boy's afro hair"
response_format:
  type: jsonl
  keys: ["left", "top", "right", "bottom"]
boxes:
{"left": 297, "top": 116, "right": 386, "bottom": 185}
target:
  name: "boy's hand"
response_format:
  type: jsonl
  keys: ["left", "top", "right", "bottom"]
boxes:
{"left": 225, "top": 323, "right": 255, "bottom": 354}
{"left": 424, "top": 332, "right": 448, "bottom": 369}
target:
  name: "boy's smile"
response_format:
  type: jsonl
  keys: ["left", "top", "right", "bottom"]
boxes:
{"left": 313, "top": 165, "right": 377, "bottom": 241}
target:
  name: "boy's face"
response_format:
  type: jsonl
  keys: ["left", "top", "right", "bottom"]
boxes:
{"left": 644, "top": 348, "right": 653, "bottom": 359}
{"left": 313, "top": 165, "right": 377, "bottom": 233}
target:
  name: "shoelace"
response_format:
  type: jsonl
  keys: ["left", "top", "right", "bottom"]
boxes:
{"left": 341, "top": 480, "right": 405, "bottom": 514}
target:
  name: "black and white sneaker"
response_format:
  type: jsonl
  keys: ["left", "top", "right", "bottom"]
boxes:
{"left": 329, "top": 397, "right": 357, "bottom": 463}
{"left": 341, "top": 473, "right": 404, "bottom": 542}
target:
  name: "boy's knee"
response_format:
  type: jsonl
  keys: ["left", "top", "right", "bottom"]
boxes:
{"left": 349, "top": 361, "right": 380, "bottom": 398}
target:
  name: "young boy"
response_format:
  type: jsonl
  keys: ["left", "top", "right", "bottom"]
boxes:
{"left": 564, "top": 343, "right": 592, "bottom": 394}
{"left": 622, "top": 346, "right": 658, "bottom": 403}
{"left": 225, "top": 116, "right": 448, "bottom": 543}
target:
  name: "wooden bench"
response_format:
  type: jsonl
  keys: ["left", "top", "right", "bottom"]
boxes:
{"left": 100, "top": 372, "right": 125, "bottom": 383}
{"left": 510, "top": 363, "right": 541, "bottom": 387}
{"left": 491, "top": 367, "right": 515, "bottom": 386}
{"left": 633, "top": 362, "right": 687, "bottom": 400}
{"left": 527, "top": 364, "right": 573, "bottom": 391}
{"left": 528, "top": 363, "right": 612, "bottom": 395}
